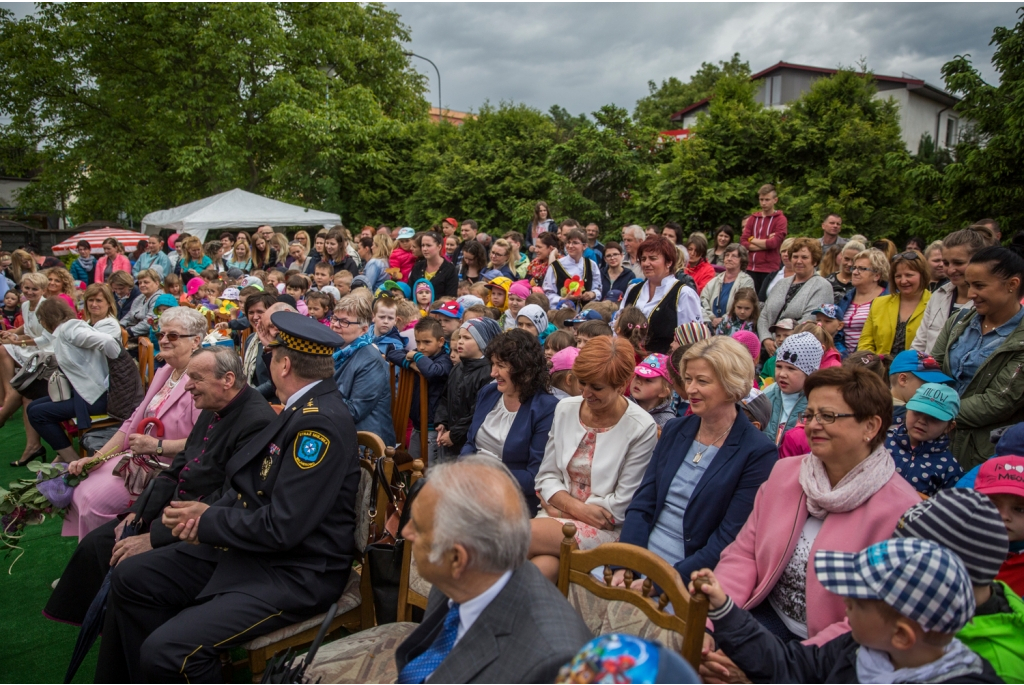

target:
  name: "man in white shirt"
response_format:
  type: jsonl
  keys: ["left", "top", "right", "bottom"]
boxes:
{"left": 543, "top": 228, "right": 603, "bottom": 307}
{"left": 392, "top": 457, "right": 592, "bottom": 683}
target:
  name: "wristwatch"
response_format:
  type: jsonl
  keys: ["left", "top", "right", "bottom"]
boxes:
{"left": 156, "top": 440, "right": 163, "bottom": 456}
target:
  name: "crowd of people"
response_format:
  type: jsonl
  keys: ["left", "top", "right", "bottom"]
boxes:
{"left": 4, "top": 182, "right": 1024, "bottom": 683}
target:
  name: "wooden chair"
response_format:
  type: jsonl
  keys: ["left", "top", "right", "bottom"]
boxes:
{"left": 137, "top": 337, "right": 155, "bottom": 390}
{"left": 238, "top": 328, "right": 251, "bottom": 357}
{"left": 388, "top": 363, "right": 428, "bottom": 465}
{"left": 557, "top": 522, "right": 708, "bottom": 671}
{"left": 120, "top": 326, "right": 129, "bottom": 348}
{"left": 242, "top": 431, "right": 391, "bottom": 680}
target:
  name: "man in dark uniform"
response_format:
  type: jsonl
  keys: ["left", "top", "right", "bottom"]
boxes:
{"left": 45, "top": 346, "right": 277, "bottom": 625}
{"left": 95, "top": 312, "right": 359, "bottom": 683}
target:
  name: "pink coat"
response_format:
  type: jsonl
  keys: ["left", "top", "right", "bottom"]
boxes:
{"left": 94, "top": 254, "right": 132, "bottom": 283}
{"left": 712, "top": 455, "right": 920, "bottom": 646}
{"left": 389, "top": 247, "right": 416, "bottom": 282}
{"left": 116, "top": 363, "right": 201, "bottom": 447}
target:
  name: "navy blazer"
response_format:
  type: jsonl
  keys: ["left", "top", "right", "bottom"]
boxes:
{"left": 462, "top": 383, "right": 558, "bottom": 514}
{"left": 620, "top": 410, "right": 777, "bottom": 582}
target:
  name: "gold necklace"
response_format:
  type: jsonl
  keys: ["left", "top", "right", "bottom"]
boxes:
{"left": 693, "top": 424, "right": 731, "bottom": 464}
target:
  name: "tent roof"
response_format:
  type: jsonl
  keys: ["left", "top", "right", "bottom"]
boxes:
{"left": 140, "top": 189, "right": 340, "bottom": 240}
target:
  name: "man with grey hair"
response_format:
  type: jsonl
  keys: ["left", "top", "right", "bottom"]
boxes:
{"left": 45, "top": 345, "right": 277, "bottom": 625}
{"left": 394, "top": 456, "right": 592, "bottom": 683}
{"left": 620, "top": 224, "right": 646, "bottom": 278}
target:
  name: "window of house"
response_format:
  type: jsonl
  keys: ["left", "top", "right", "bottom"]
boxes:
{"left": 945, "top": 117, "right": 958, "bottom": 147}
{"left": 763, "top": 75, "right": 783, "bottom": 106}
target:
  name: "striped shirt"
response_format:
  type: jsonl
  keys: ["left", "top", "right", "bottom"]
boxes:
{"left": 844, "top": 299, "right": 874, "bottom": 350}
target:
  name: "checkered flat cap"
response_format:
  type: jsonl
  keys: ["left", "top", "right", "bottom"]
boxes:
{"left": 814, "top": 538, "right": 975, "bottom": 634}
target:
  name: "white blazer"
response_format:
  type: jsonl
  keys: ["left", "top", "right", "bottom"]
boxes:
{"left": 52, "top": 319, "right": 121, "bottom": 405}
{"left": 535, "top": 396, "right": 658, "bottom": 523}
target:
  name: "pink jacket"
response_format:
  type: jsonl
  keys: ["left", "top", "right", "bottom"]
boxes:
{"left": 389, "top": 247, "right": 416, "bottom": 282}
{"left": 117, "top": 364, "right": 201, "bottom": 449}
{"left": 94, "top": 254, "right": 132, "bottom": 283}
{"left": 712, "top": 455, "right": 920, "bottom": 646}
{"left": 821, "top": 348, "right": 841, "bottom": 368}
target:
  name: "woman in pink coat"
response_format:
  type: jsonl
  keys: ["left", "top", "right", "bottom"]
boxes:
{"left": 62, "top": 307, "right": 206, "bottom": 539}
{"left": 701, "top": 365, "right": 919, "bottom": 682}
{"left": 93, "top": 237, "right": 132, "bottom": 283}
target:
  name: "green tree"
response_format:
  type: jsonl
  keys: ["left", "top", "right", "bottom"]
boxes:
{"left": 939, "top": 7, "right": 1024, "bottom": 230}
{"left": 0, "top": 3, "right": 426, "bottom": 225}
{"left": 633, "top": 54, "right": 750, "bottom": 131}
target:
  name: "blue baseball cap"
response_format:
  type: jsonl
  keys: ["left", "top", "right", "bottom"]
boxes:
{"left": 812, "top": 303, "right": 841, "bottom": 320}
{"left": 569, "top": 309, "right": 605, "bottom": 325}
{"left": 396, "top": 227, "right": 415, "bottom": 240}
{"left": 906, "top": 382, "right": 960, "bottom": 421}
{"left": 889, "top": 350, "right": 954, "bottom": 385}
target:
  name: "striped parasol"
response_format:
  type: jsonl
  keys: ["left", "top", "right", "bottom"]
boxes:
{"left": 50, "top": 227, "right": 150, "bottom": 256}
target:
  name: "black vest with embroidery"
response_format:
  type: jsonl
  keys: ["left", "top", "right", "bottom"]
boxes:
{"left": 625, "top": 280, "right": 685, "bottom": 354}
{"left": 552, "top": 258, "right": 593, "bottom": 295}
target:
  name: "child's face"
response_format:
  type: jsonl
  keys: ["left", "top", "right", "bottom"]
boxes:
{"left": 457, "top": 280, "right": 470, "bottom": 297}
{"left": 892, "top": 373, "right": 926, "bottom": 402}
{"left": 816, "top": 314, "right": 842, "bottom": 337}
{"left": 334, "top": 274, "right": 352, "bottom": 294}
{"left": 774, "top": 361, "right": 807, "bottom": 394}
{"left": 307, "top": 301, "right": 326, "bottom": 320}
{"left": 630, "top": 375, "right": 670, "bottom": 404}
{"left": 544, "top": 345, "right": 558, "bottom": 365}
{"left": 268, "top": 273, "right": 283, "bottom": 286}
{"left": 438, "top": 316, "right": 461, "bottom": 339}
{"left": 758, "top": 192, "right": 779, "bottom": 213}
{"left": 416, "top": 288, "right": 432, "bottom": 307}
{"left": 4, "top": 291, "right": 19, "bottom": 308}
{"left": 286, "top": 286, "right": 305, "bottom": 300}
{"left": 905, "top": 410, "right": 950, "bottom": 445}
{"left": 843, "top": 598, "right": 900, "bottom": 653}
{"left": 773, "top": 329, "right": 792, "bottom": 348}
{"left": 168, "top": 283, "right": 182, "bottom": 295}
{"left": 462, "top": 311, "right": 482, "bottom": 323}
{"left": 507, "top": 293, "right": 524, "bottom": 316}
{"left": 457, "top": 328, "right": 483, "bottom": 359}
{"left": 415, "top": 332, "right": 443, "bottom": 357}
{"left": 734, "top": 300, "right": 754, "bottom": 321}
{"left": 489, "top": 289, "right": 506, "bottom": 309}
{"left": 576, "top": 333, "right": 591, "bottom": 348}
{"left": 516, "top": 316, "right": 539, "bottom": 337}
{"left": 989, "top": 493, "right": 1024, "bottom": 542}
{"left": 374, "top": 305, "right": 396, "bottom": 334}
{"left": 314, "top": 269, "right": 331, "bottom": 288}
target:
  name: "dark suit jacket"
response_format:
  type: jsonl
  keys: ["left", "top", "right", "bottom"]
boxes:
{"left": 620, "top": 411, "right": 777, "bottom": 582}
{"left": 462, "top": 383, "right": 558, "bottom": 513}
{"left": 395, "top": 562, "right": 593, "bottom": 683}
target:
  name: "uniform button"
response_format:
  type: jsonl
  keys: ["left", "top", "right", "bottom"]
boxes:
{"left": 257, "top": 491, "right": 264, "bottom": 496}
{"left": 243, "top": 502, "right": 247, "bottom": 508}
{"left": 193, "top": 458, "right": 199, "bottom": 463}
{"left": 237, "top": 493, "right": 242, "bottom": 500}
{"left": 179, "top": 478, "right": 184, "bottom": 483}
{"left": 179, "top": 489, "right": 185, "bottom": 495}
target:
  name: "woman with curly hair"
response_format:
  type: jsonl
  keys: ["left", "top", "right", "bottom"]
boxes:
{"left": 462, "top": 329, "right": 558, "bottom": 512}
{"left": 529, "top": 336, "right": 658, "bottom": 580}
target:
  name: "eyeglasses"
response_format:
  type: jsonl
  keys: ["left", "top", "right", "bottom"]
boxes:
{"left": 799, "top": 410, "right": 856, "bottom": 425}
{"left": 331, "top": 317, "right": 358, "bottom": 327}
{"left": 851, "top": 266, "right": 877, "bottom": 273}
{"left": 156, "top": 332, "right": 197, "bottom": 342}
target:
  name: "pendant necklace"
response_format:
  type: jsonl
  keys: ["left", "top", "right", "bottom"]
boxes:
{"left": 693, "top": 424, "right": 731, "bottom": 464}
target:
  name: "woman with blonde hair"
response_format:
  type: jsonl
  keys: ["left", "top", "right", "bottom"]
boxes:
{"left": 225, "top": 236, "right": 253, "bottom": 272}
{"left": 10, "top": 248, "right": 37, "bottom": 284}
{"left": 45, "top": 267, "right": 78, "bottom": 309}
{"left": 176, "top": 236, "right": 211, "bottom": 279}
{"left": 292, "top": 230, "right": 311, "bottom": 253}
{"left": 529, "top": 335, "right": 658, "bottom": 579}
{"left": 857, "top": 250, "right": 930, "bottom": 354}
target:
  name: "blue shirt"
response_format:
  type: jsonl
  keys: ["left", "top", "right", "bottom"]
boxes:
{"left": 646, "top": 440, "right": 719, "bottom": 566}
{"left": 712, "top": 280, "right": 734, "bottom": 318}
{"left": 885, "top": 424, "right": 963, "bottom": 496}
{"left": 948, "top": 307, "right": 1024, "bottom": 394}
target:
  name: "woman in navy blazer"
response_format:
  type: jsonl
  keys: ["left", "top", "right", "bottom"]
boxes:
{"left": 619, "top": 337, "right": 778, "bottom": 584}
{"left": 461, "top": 330, "right": 558, "bottom": 513}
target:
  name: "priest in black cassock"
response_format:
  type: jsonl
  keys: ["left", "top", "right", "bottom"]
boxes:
{"left": 45, "top": 346, "right": 277, "bottom": 625}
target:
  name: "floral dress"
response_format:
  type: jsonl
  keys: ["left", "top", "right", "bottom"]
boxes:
{"left": 545, "top": 420, "right": 622, "bottom": 549}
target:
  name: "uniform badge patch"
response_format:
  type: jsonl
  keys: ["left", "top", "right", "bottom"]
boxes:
{"left": 260, "top": 455, "right": 273, "bottom": 480}
{"left": 294, "top": 430, "right": 329, "bottom": 469}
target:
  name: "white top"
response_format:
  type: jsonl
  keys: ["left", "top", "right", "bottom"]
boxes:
{"left": 535, "top": 396, "right": 658, "bottom": 522}
{"left": 768, "top": 516, "right": 823, "bottom": 639}
{"left": 543, "top": 255, "right": 604, "bottom": 307}
{"left": 51, "top": 319, "right": 121, "bottom": 405}
{"left": 24, "top": 298, "right": 53, "bottom": 353}
{"left": 91, "top": 316, "right": 122, "bottom": 340}
{"left": 623, "top": 276, "right": 702, "bottom": 326}
{"left": 475, "top": 395, "right": 518, "bottom": 460}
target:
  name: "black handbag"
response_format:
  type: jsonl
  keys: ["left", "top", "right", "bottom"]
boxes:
{"left": 365, "top": 460, "right": 423, "bottom": 624}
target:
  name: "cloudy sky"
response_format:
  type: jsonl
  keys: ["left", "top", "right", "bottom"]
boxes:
{"left": 3, "top": 2, "right": 1017, "bottom": 119}
{"left": 391, "top": 2, "right": 1017, "bottom": 117}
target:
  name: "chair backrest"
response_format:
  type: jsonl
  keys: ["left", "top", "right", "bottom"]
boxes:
{"left": 388, "top": 362, "right": 397, "bottom": 417}
{"left": 137, "top": 337, "right": 155, "bottom": 389}
{"left": 389, "top": 364, "right": 429, "bottom": 462}
{"left": 557, "top": 522, "right": 708, "bottom": 671}
{"left": 120, "top": 326, "right": 129, "bottom": 348}
{"left": 238, "top": 328, "right": 251, "bottom": 357}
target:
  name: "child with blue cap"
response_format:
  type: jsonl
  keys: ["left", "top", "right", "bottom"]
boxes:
{"left": 885, "top": 382, "right": 964, "bottom": 496}
{"left": 692, "top": 538, "right": 1001, "bottom": 683}
{"left": 887, "top": 350, "right": 955, "bottom": 428}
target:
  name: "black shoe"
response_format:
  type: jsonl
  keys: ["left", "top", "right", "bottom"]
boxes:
{"left": 10, "top": 446, "right": 46, "bottom": 468}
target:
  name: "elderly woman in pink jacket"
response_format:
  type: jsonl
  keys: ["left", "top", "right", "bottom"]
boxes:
{"left": 62, "top": 307, "right": 206, "bottom": 540}
{"left": 701, "top": 364, "right": 919, "bottom": 683}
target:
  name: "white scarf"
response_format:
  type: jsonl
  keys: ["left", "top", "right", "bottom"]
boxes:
{"left": 856, "top": 638, "right": 984, "bottom": 683}
{"left": 798, "top": 445, "right": 895, "bottom": 519}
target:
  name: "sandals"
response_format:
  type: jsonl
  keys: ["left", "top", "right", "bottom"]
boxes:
{"left": 10, "top": 446, "right": 46, "bottom": 468}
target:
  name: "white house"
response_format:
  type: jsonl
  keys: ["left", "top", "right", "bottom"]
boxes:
{"left": 669, "top": 61, "right": 962, "bottom": 154}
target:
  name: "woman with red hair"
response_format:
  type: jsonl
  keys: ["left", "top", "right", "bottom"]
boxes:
{"left": 621, "top": 235, "right": 702, "bottom": 354}
{"left": 528, "top": 336, "right": 658, "bottom": 580}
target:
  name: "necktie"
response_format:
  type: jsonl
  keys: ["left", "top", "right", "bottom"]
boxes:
{"left": 397, "top": 603, "right": 461, "bottom": 684}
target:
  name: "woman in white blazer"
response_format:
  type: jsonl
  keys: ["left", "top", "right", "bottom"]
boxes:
{"left": 529, "top": 336, "right": 658, "bottom": 580}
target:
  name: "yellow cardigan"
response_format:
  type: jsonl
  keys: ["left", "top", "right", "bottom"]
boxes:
{"left": 857, "top": 291, "right": 931, "bottom": 354}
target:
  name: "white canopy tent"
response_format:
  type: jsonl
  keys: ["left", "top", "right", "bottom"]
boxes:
{"left": 140, "top": 188, "right": 341, "bottom": 243}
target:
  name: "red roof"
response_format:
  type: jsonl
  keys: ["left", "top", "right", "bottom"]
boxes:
{"left": 668, "top": 61, "right": 950, "bottom": 122}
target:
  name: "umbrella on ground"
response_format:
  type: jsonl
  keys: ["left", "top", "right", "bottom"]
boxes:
{"left": 50, "top": 227, "right": 150, "bottom": 256}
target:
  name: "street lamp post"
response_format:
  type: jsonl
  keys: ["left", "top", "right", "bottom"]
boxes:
{"left": 404, "top": 52, "right": 442, "bottom": 122}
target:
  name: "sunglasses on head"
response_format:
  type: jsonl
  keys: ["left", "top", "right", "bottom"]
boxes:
{"left": 892, "top": 251, "right": 920, "bottom": 262}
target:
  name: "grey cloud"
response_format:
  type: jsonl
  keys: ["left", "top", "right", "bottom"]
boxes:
{"left": 393, "top": 3, "right": 1018, "bottom": 117}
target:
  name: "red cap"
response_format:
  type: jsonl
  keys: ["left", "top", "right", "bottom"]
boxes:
{"left": 975, "top": 455, "right": 1024, "bottom": 498}
{"left": 443, "top": 217, "right": 458, "bottom": 228}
